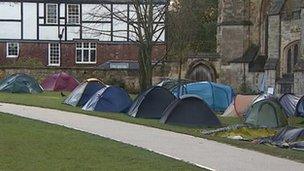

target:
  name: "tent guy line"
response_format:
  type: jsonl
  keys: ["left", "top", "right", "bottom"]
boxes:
{"left": 0, "top": 103, "right": 303, "bottom": 171}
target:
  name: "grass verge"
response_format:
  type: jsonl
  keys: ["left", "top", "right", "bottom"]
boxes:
{"left": 0, "top": 112, "right": 204, "bottom": 170}
{"left": 0, "top": 92, "right": 303, "bottom": 163}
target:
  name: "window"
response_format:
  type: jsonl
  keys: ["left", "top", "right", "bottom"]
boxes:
{"left": 294, "top": 44, "right": 298, "bottom": 65}
{"left": 76, "top": 42, "right": 97, "bottom": 64}
{"left": 6, "top": 43, "right": 19, "bottom": 58}
{"left": 110, "top": 63, "right": 130, "bottom": 69}
{"left": 48, "top": 43, "right": 60, "bottom": 66}
{"left": 287, "top": 49, "right": 292, "bottom": 73}
{"left": 68, "top": 4, "right": 80, "bottom": 24}
{"left": 46, "top": 4, "right": 58, "bottom": 24}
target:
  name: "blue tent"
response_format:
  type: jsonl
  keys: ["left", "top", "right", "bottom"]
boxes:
{"left": 172, "top": 81, "right": 235, "bottom": 112}
{"left": 64, "top": 78, "right": 105, "bottom": 107}
{"left": 296, "top": 96, "right": 304, "bottom": 117}
{"left": 82, "top": 86, "right": 132, "bottom": 113}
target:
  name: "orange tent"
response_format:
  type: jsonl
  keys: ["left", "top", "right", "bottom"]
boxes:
{"left": 222, "top": 95, "right": 258, "bottom": 117}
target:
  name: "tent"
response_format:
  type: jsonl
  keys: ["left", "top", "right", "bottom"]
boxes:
{"left": 82, "top": 86, "right": 132, "bottom": 113}
{"left": 157, "top": 79, "right": 192, "bottom": 91}
{"left": 160, "top": 95, "right": 221, "bottom": 127}
{"left": 64, "top": 78, "right": 105, "bottom": 107}
{"left": 41, "top": 72, "right": 79, "bottom": 92}
{"left": 0, "top": 73, "right": 43, "bottom": 93}
{"left": 296, "top": 96, "right": 304, "bottom": 117}
{"left": 128, "top": 86, "right": 176, "bottom": 119}
{"left": 245, "top": 98, "right": 288, "bottom": 128}
{"left": 279, "top": 94, "right": 300, "bottom": 117}
{"left": 259, "top": 127, "right": 304, "bottom": 150}
{"left": 172, "top": 81, "right": 235, "bottom": 112}
{"left": 222, "top": 95, "right": 258, "bottom": 117}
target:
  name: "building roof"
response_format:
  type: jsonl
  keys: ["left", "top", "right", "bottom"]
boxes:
{"left": 3, "top": 0, "right": 167, "bottom": 4}
{"left": 269, "top": 0, "right": 286, "bottom": 15}
{"left": 294, "top": 59, "right": 304, "bottom": 71}
{"left": 264, "top": 58, "right": 279, "bottom": 70}
{"left": 249, "top": 55, "right": 267, "bottom": 72}
{"left": 229, "top": 45, "right": 259, "bottom": 63}
{"left": 188, "top": 52, "right": 220, "bottom": 61}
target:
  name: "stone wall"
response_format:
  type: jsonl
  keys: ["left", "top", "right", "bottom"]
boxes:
{"left": 0, "top": 64, "right": 175, "bottom": 93}
{"left": 218, "top": 63, "right": 262, "bottom": 92}
{"left": 280, "top": 18, "right": 302, "bottom": 75}
{"left": 217, "top": 25, "right": 250, "bottom": 63}
{"left": 294, "top": 71, "right": 304, "bottom": 95}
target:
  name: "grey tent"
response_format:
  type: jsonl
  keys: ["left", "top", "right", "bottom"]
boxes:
{"left": 259, "top": 127, "right": 304, "bottom": 150}
{"left": 157, "top": 78, "right": 192, "bottom": 91}
{"left": 127, "top": 86, "right": 176, "bottom": 119}
{"left": 245, "top": 98, "right": 288, "bottom": 128}
{"left": 296, "top": 96, "right": 304, "bottom": 117}
{"left": 64, "top": 78, "right": 105, "bottom": 107}
{"left": 279, "top": 94, "right": 300, "bottom": 117}
{"left": 160, "top": 95, "right": 221, "bottom": 127}
{"left": 0, "top": 73, "right": 43, "bottom": 93}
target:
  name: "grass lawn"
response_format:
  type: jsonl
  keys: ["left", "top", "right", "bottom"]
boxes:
{"left": 0, "top": 92, "right": 303, "bottom": 163}
{"left": 0, "top": 113, "right": 203, "bottom": 170}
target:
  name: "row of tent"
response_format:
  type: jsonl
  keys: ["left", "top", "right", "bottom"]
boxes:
{"left": 223, "top": 94, "right": 304, "bottom": 118}
{"left": 221, "top": 93, "right": 304, "bottom": 128}
{"left": 0, "top": 72, "right": 79, "bottom": 93}
{"left": 64, "top": 80, "right": 222, "bottom": 127}
{"left": 2, "top": 74, "right": 301, "bottom": 128}
{"left": 158, "top": 79, "right": 235, "bottom": 112}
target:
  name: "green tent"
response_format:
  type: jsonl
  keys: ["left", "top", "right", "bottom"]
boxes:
{"left": 245, "top": 98, "right": 288, "bottom": 128}
{"left": 0, "top": 73, "right": 43, "bottom": 93}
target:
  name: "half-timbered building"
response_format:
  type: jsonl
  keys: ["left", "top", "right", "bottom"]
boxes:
{"left": 0, "top": 0, "right": 166, "bottom": 68}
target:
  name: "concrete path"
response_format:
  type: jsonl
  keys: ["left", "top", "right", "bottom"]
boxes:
{"left": 0, "top": 103, "right": 303, "bottom": 171}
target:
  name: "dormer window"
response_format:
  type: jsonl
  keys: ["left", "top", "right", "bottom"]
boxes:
{"left": 68, "top": 4, "right": 80, "bottom": 24}
{"left": 46, "top": 4, "right": 58, "bottom": 24}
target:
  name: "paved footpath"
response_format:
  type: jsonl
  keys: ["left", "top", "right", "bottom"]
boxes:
{"left": 0, "top": 103, "right": 303, "bottom": 171}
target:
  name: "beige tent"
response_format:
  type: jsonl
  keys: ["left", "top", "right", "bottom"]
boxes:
{"left": 222, "top": 95, "right": 258, "bottom": 117}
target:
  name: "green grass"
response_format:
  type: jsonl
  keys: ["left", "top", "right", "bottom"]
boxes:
{"left": 0, "top": 113, "right": 204, "bottom": 171}
{"left": 0, "top": 92, "right": 303, "bottom": 163}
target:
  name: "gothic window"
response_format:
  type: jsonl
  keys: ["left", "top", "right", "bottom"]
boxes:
{"left": 294, "top": 44, "right": 298, "bottom": 65}
{"left": 287, "top": 49, "right": 292, "bottom": 73}
{"left": 284, "top": 41, "right": 300, "bottom": 74}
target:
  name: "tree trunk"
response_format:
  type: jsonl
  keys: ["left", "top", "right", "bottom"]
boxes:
{"left": 138, "top": 44, "right": 153, "bottom": 92}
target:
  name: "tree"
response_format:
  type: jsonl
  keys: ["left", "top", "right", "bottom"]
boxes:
{"left": 83, "top": 0, "right": 168, "bottom": 91}
{"left": 166, "top": 0, "right": 218, "bottom": 79}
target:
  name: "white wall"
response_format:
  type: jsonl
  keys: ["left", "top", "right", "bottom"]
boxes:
{"left": 67, "top": 26, "right": 80, "bottom": 40}
{"left": 39, "top": 26, "right": 58, "bottom": 40}
{"left": 23, "top": 3, "right": 37, "bottom": 39}
{"left": 0, "top": 22, "right": 21, "bottom": 39}
{"left": 0, "top": 2, "right": 21, "bottom": 19}
{"left": 0, "top": 2, "right": 165, "bottom": 42}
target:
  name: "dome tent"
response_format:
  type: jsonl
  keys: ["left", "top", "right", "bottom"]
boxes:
{"left": 82, "top": 86, "right": 132, "bottom": 113}
{"left": 0, "top": 73, "right": 43, "bottom": 93}
{"left": 279, "top": 94, "right": 300, "bottom": 117}
{"left": 296, "top": 96, "right": 304, "bottom": 117}
{"left": 172, "top": 81, "right": 235, "bottom": 112}
{"left": 128, "top": 86, "right": 176, "bottom": 119}
{"left": 64, "top": 78, "right": 105, "bottom": 107}
{"left": 41, "top": 72, "right": 79, "bottom": 92}
{"left": 160, "top": 95, "right": 221, "bottom": 127}
{"left": 222, "top": 95, "right": 259, "bottom": 117}
{"left": 245, "top": 98, "right": 288, "bottom": 128}
{"left": 157, "top": 78, "right": 192, "bottom": 91}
